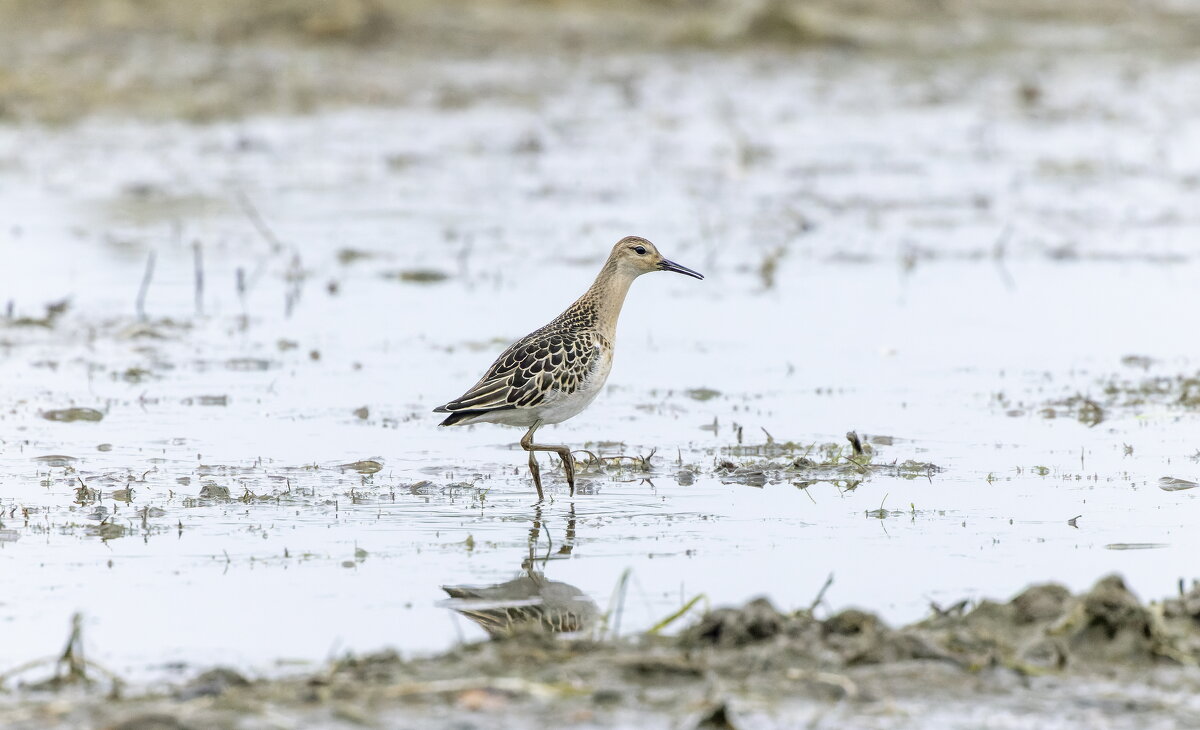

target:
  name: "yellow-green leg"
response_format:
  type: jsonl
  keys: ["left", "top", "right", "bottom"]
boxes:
{"left": 520, "top": 421, "right": 576, "bottom": 499}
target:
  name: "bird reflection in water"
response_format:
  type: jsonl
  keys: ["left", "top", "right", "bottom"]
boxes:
{"left": 440, "top": 504, "right": 598, "bottom": 638}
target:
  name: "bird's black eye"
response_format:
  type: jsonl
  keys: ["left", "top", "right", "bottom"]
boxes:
{"left": 633, "top": 246, "right": 647, "bottom": 255}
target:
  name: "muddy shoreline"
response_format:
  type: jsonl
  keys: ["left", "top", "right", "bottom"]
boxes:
{"left": 4, "top": 576, "right": 1200, "bottom": 728}
{"left": 4, "top": 0, "right": 1200, "bottom": 122}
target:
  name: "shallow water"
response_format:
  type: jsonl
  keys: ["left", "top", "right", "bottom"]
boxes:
{"left": 2, "top": 48, "right": 1200, "bottom": 684}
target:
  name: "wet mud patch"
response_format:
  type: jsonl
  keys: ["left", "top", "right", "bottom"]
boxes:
{"left": 6, "top": 576, "right": 1200, "bottom": 729}
{"left": 1024, "top": 359, "right": 1200, "bottom": 427}
{"left": 41, "top": 407, "right": 105, "bottom": 423}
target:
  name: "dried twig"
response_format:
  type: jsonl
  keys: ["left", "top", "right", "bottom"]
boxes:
{"left": 135, "top": 251, "right": 156, "bottom": 321}
{"left": 0, "top": 613, "right": 122, "bottom": 690}
{"left": 600, "top": 568, "right": 633, "bottom": 640}
{"left": 846, "top": 431, "right": 864, "bottom": 457}
{"left": 236, "top": 190, "right": 284, "bottom": 252}
{"left": 192, "top": 240, "right": 205, "bottom": 316}
{"left": 808, "top": 573, "right": 835, "bottom": 613}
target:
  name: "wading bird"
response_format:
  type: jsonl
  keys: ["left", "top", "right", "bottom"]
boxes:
{"left": 434, "top": 236, "right": 703, "bottom": 500}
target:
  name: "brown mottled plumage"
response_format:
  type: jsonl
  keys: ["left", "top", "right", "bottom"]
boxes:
{"left": 434, "top": 235, "right": 703, "bottom": 501}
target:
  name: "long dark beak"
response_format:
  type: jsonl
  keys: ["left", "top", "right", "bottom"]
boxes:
{"left": 658, "top": 258, "right": 704, "bottom": 280}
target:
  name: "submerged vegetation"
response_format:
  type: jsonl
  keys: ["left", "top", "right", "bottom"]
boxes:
{"left": 1032, "top": 365, "right": 1200, "bottom": 426}
{"left": 713, "top": 434, "right": 940, "bottom": 489}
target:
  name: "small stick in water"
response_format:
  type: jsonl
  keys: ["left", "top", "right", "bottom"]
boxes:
{"left": 193, "top": 240, "right": 205, "bottom": 316}
{"left": 135, "top": 251, "right": 156, "bottom": 322}
{"left": 237, "top": 190, "right": 284, "bottom": 252}
{"left": 846, "top": 431, "right": 864, "bottom": 457}
{"left": 808, "top": 572, "right": 835, "bottom": 613}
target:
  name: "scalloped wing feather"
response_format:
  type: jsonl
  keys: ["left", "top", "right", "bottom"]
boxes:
{"left": 435, "top": 329, "right": 599, "bottom": 415}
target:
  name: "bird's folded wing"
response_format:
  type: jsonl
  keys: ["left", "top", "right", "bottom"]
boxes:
{"left": 436, "top": 330, "right": 596, "bottom": 413}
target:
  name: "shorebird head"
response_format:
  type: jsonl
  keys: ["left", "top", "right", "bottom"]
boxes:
{"left": 610, "top": 236, "right": 704, "bottom": 280}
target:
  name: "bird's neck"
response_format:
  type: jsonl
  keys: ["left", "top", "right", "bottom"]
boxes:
{"left": 567, "top": 260, "right": 636, "bottom": 342}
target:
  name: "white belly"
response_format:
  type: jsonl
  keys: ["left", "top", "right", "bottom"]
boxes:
{"left": 536, "top": 381, "right": 604, "bottom": 424}
{"left": 466, "top": 344, "right": 613, "bottom": 428}
{"left": 536, "top": 347, "right": 612, "bottom": 425}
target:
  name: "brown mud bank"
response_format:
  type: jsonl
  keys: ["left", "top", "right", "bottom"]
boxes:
{"left": 3, "top": 0, "right": 1200, "bottom": 122}
{"left": 5, "top": 575, "right": 1200, "bottom": 729}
